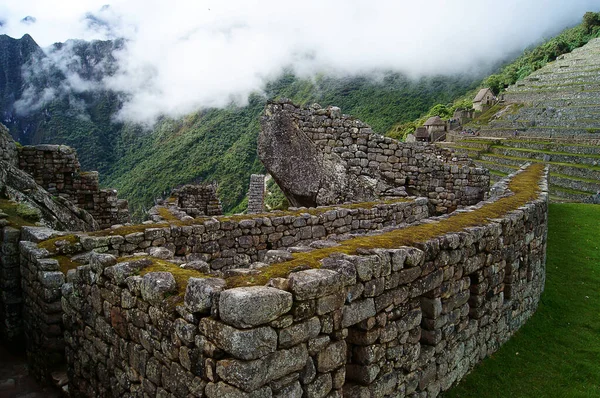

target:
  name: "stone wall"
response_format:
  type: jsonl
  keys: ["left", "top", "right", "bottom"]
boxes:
{"left": 0, "top": 123, "right": 18, "bottom": 168}
{"left": 49, "top": 199, "right": 429, "bottom": 272}
{"left": 173, "top": 184, "right": 223, "bottom": 218}
{"left": 247, "top": 174, "right": 266, "bottom": 214}
{"left": 19, "top": 198, "right": 428, "bottom": 382}
{"left": 0, "top": 225, "right": 22, "bottom": 344}
{"left": 17, "top": 145, "right": 130, "bottom": 229}
{"left": 60, "top": 166, "right": 547, "bottom": 397}
{"left": 20, "top": 239, "right": 65, "bottom": 382}
{"left": 259, "top": 100, "right": 490, "bottom": 214}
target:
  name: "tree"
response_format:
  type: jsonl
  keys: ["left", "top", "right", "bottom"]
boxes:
{"left": 583, "top": 12, "right": 600, "bottom": 33}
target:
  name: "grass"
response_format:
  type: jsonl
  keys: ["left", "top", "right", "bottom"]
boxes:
{"left": 226, "top": 163, "right": 545, "bottom": 287}
{"left": 445, "top": 203, "right": 600, "bottom": 398}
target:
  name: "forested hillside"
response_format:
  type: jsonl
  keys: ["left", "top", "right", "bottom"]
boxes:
{"left": 3, "top": 11, "right": 598, "bottom": 219}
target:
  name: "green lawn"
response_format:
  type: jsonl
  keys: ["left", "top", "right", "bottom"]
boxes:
{"left": 446, "top": 203, "right": 600, "bottom": 397}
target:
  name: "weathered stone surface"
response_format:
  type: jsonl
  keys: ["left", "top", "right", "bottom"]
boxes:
{"left": 278, "top": 317, "right": 321, "bottom": 348}
{"left": 105, "top": 259, "right": 152, "bottom": 285}
{"left": 218, "top": 286, "right": 293, "bottom": 328}
{"left": 205, "top": 382, "right": 272, "bottom": 398}
{"left": 288, "top": 269, "right": 344, "bottom": 300}
{"left": 316, "top": 340, "right": 347, "bottom": 373}
{"left": 216, "top": 344, "right": 308, "bottom": 391}
{"left": 140, "top": 272, "right": 177, "bottom": 304}
{"left": 199, "top": 318, "right": 278, "bottom": 360}
{"left": 342, "top": 298, "right": 376, "bottom": 328}
{"left": 184, "top": 277, "right": 226, "bottom": 314}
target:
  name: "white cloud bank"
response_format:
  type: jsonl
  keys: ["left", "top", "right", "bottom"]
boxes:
{"left": 1, "top": 0, "right": 599, "bottom": 124}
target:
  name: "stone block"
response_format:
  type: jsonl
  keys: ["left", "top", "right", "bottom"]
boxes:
{"left": 278, "top": 317, "right": 321, "bottom": 348}
{"left": 288, "top": 269, "right": 344, "bottom": 300}
{"left": 342, "top": 298, "right": 376, "bottom": 328}
{"left": 316, "top": 340, "right": 347, "bottom": 373}
{"left": 216, "top": 344, "right": 308, "bottom": 391}
{"left": 184, "top": 277, "right": 226, "bottom": 314}
{"left": 140, "top": 272, "right": 177, "bottom": 304}
{"left": 199, "top": 318, "right": 277, "bottom": 360}
{"left": 219, "top": 286, "right": 293, "bottom": 328}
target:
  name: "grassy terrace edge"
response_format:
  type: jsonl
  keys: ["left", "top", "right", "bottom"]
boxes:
{"left": 226, "top": 163, "right": 546, "bottom": 288}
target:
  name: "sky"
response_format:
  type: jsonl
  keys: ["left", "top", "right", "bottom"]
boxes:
{"left": 0, "top": 0, "right": 599, "bottom": 124}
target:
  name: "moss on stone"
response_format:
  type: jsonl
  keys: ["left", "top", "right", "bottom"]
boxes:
{"left": 54, "top": 255, "right": 81, "bottom": 275}
{"left": 156, "top": 207, "right": 180, "bottom": 222}
{"left": 38, "top": 234, "right": 79, "bottom": 253}
{"left": 0, "top": 199, "right": 38, "bottom": 229}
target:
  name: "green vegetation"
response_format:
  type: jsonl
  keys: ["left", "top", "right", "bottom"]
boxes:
{"left": 390, "top": 12, "right": 600, "bottom": 141}
{"left": 484, "top": 12, "right": 600, "bottom": 94}
{"left": 15, "top": 203, "right": 40, "bottom": 222}
{"left": 0, "top": 199, "right": 38, "bottom": 228}
{"left": 265, "top": 178, "right": 289, "bottom": 211}
{"left": 103, "top": 73, "right": 477, "bottom": 219}
{"left": 446, "top": 203, "right": 600, "bottom": 397}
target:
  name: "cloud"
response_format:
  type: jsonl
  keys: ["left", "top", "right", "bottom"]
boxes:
{"left": 1, "top": 0, "right": 599, "bottom": 124}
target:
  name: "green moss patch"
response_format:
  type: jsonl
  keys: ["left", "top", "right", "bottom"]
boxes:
{"left": 0, "top": 199, "right": 38, "bottom": 229}
{"left": 227, "top": 163, "right": 545, "bottom": 288}
{"left": 132, "top": 256, "right": 209, "bottom": 298}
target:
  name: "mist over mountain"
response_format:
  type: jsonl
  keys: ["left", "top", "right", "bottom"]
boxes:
{"left": 0, "top": 2, "right": 599, "bottom": 218}
{"left": 1, "top": 1, "right": 599, "bottom": 124}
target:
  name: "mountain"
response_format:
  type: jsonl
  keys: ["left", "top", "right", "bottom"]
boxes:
{"left": 0, "top": 34, "right": 481, "bottom": 219}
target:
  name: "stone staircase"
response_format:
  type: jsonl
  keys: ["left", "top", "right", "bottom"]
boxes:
{"left": 440, "top": 37, "right": 600, "bottom": 202}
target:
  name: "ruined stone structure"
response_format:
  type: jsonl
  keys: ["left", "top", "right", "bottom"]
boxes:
{"left": 259, "top": 100, "right": 489, "bottom": 214}
{"left": 0, "top": 123, "right": 128, "bottom": 357}
{"left": 18, "top": 145, "right": 130, "bottom": 229}
{"left": 1, "top": 103, "right": 549, "bottom": 397}
{"left": 8, "top": 161, "right": 547, "bottom": 397}
{"left": 247, "top": 174, "right": 266, "bottom": 214}
{"left": 150, "top": 184, "right": 223, "bottom": 222}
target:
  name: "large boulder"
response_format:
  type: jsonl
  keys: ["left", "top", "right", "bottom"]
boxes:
{"left": 258, "top": 101, "right": 380, "bottom": 207}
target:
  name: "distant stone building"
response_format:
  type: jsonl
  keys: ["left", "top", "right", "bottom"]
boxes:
{"left": 420, "top": 116, "right": 447, "bottom": 142}
{"left": 473, "top": 88, "right": 496, "bottom": 111}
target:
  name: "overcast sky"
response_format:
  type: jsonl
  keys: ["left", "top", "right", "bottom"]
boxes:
{"left": 1, "top": 1, "right": 599, "bottom": 124}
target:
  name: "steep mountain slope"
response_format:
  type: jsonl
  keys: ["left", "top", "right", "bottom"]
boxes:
{"left": 0, "top": 34, "right": 479, "bottom": 218}
{"left": 0, "top": 34, "right": 125, "bottom": 173}
{"left": 105, "top": 74, "right": 476, "bottom": 218}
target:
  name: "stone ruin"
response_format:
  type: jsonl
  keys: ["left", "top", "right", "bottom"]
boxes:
{"left": 247, "top": 174, "right": 266, "bottom": 214}
{"left": 150, "top": 183, "right": 223, "bottom": 222}
{"left": 259, "top": 99, "right": 490, "bottom": 214}
{"left": 0, "top": 103, "right": 551, "bottom": 398}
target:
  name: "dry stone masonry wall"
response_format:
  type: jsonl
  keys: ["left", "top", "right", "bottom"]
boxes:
{"left": 20, "top": 198, "right": 428, "bottom": 383}
{"left": 50, "top": 199, "right": 429, "bottom": 272}
{"left": 150, "top": 184, "right": 223, "bottom": 222}
{"left": 259, "top": 100, "right": 490, "bottom": 214}
{"left": 247, "top": 174, "right": 266, "bottom": 214}
{"left": 17, "top": 145, "right": 130, "bottom": 229}
{"left": 59, "top": 165, "right": 548, "bottom": 397}
{"left": 0, "top": 225, "right": 22, "bottom": 344}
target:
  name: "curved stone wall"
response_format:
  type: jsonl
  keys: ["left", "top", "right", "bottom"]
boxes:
{"left": 59, "top": 164, "right": 548, "bottom": 397}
